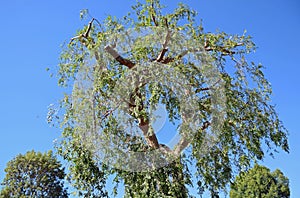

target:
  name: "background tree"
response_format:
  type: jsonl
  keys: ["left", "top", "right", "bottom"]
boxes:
{"left": 49, "top": 0, "right": 289, "bottom": 197}
{"left": 230, "top": 164, "right": 290, "bottom": 198}
{"left": 0, "top": 150, "right": 68, "bottom": 198}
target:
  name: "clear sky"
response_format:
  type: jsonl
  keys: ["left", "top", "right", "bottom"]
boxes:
{"left": 0, "top": 0, "right": 299, "bottom": 197}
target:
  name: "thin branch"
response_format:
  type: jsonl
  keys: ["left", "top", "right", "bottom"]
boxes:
{"left": 68, "top": 18, "right": 105, "bottom": 71}
{"left": 160, "top": 49, "right": 200, "bottom": 64}
{"left": 101, "top": 107, "right": 117, "bottom": 121}
{"left": 151, "top": 2, "right": 159, "bottom": 27}
{"left": 195, "top": 78, "right": 222, "bottom": 93}
{"left": 205, "top": 42, "right": 244, "bottom": 55}
{"left": 69, "top": 35, "right": 82, "bottom": 44}
{"left": 155, "top": 18, "right": 173, "bottom": 62}
{"left": 161, "top": 42, "right": 244, "bottom": 64}
{"left": 164, "top": 18, "right": 169, "bottom": 29}
{"left": 69, "top": 18, "right": 96, "bottom": 44}
{"left": 201, "top": 121, "right": 211, "bottom": 130}
{"left": 151, "top": 14, "right": 159, "bottom": 27}
{"left": 83, "top": 18, "right": 95, "bottom": 38}
{"left": 195, "top": 87, "right": 210, "bottom": 93}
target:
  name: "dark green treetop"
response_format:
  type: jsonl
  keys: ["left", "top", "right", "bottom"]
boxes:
{"left": 0, "top": 150, "right": 68, "bottom": 198}
{"left": 230, "top": 164, "right": 290, "bottom": 198}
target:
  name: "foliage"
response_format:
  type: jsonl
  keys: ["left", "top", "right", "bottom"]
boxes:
{"left": 50, "top": 0, "right": 289, "bottom": 197}
{"left": 0, "top": 150, "right": 68, "bottom": 198}
{"left": 230, "top": 164, "right": 290, "bottom": 198}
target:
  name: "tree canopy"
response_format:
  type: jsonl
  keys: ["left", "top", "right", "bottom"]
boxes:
{"left": 0, "top": 150, "right": 68, "bottom": 198}
{"left": 48, "top": 0, "right": 289, "bottom": 197}
{"left": 230, "top": 164, "right": 290, "bottom": 198}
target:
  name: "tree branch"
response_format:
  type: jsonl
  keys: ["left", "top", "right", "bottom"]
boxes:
{"left": 174, "top": 121, "right": 210, "bottom": 156}
{"left": 195, "top": 78, "right": 222, "bottom": 93}
{"left": 159, "top": 144, "right": 172, "bottom": 154}
{"left": 104, "top": 45, "right": 135, "bottom": 69}
{"left": 151, "top": 14, "right": 159, "bottom": 27}
{"left": 151, "top": 2, "right": 159, "bottom": 27}
{"left": 156, "top": 29, "right": 172, "bottom": 62}
{"left": 83, "top": 18, "right": 95, "bottom": 38}
{"left": 160, "top": 41, "right": 244, "bottom": 64}
{"left": 160, "top": 49, "right": 201, "bottom": 64}
{"left": 205, "top": 41, "right": 243, "bottom": 55}
{"left": 70, "top": 18, "right": 96, "bottom": 44}
{"left": 139, "top": 118, "right": 160, "bottom": 149}
{"left": 68, "top": 18, "right": 104, "bottom": 71}
{"left": 104, "top": 47, "right": 160, "bottom": 149}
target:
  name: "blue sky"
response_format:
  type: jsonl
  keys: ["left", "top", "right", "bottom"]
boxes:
{"left": 0, "top": 0, "right": 299, "bottom": 197}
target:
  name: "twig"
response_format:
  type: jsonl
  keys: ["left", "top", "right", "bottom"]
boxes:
{"left": 195, "top": 87, "right": 210, "bottom": 93}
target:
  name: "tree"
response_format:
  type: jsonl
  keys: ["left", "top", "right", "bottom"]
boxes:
{"left": 0, "top": 150, "right": 68, "bottom": 198}
{"left": 49, "top": 0, "right": 289, "bottom": 197}
{"left": 230, "top": 164, "right": 290, "bottom": 198}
